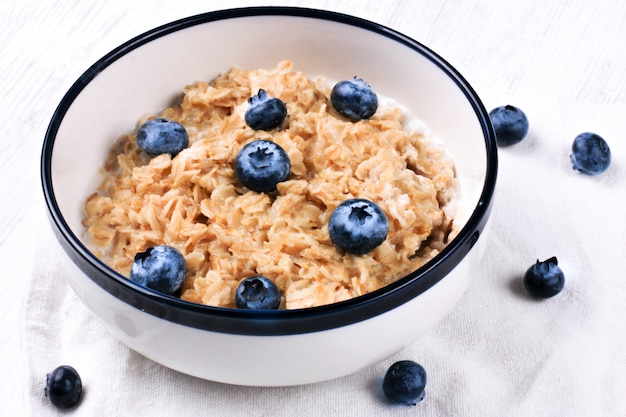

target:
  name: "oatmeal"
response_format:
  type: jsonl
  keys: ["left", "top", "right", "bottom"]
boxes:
{"left": 83, "top": 60, "right": 457, "bottom": 309}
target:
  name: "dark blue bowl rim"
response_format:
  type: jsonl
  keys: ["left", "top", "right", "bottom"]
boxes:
{"left": 41, "top": 6, "right": 498, "bottom": 336}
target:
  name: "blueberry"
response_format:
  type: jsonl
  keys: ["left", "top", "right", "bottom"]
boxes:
{"left": 136, "top": 118, "right": 189, "bottom": 157}
{"left": 382, "top": 360, "right": 427, "bottom": 406}
{"left": 570, "top": 132, "right": 611, "bottom": 175}
{"left": 235, "top": 139, "right": 291, "bottom": 193}
{"left": 329, "top": 198, "right": 388, "bottom": 255}
{"left": 45, "top": 365, "right": 82, "bottom": 409}
{"left": 245, "top": 89, "right": 287, "bottom": 130}
{"left": 130, "top": 245, "right": 187, "bottom": 295}
{"left": 235, "top": 276, "right": 281, "bottom": 310}
{"left": 523, "top": 256, "right": 565, "bottom": 298}
{"left": 330, "top": 77, "right": 378, "bottom": 120}
{"left": 488, "top": 105, "right": 529, "bottom": 146}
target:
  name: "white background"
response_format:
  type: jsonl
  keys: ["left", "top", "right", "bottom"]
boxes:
{"left": 1, "top": 0, "right": 625, "bottom": 415}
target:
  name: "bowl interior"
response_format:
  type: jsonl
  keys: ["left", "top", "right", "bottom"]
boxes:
{"left": 44, "top": 9, "right": 495, "bottom": 331}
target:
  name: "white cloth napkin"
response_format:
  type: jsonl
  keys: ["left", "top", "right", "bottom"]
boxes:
{"left": 22, "top": 100, "right": 626, "bottom": 416}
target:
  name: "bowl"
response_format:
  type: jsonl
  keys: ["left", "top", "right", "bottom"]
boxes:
{"left": 41, "top": 7, "right": 497, "bottom": 386}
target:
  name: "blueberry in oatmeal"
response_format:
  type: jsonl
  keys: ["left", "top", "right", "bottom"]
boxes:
{"left": 523, "top": 256, "right": 565, "bottom": 298}
{"left": 45, "top": 365, "right": 83, "bottom": 409}
{"left": 235, "top": 276, "right": 281, "bottom": 309}
{"left": 329, "top": 198, "right": 388, "bottom": 255}
{"left": 330, "top": 77, "right": 378, "bottom": 120}
{"left": 245, "top": 89, "right": 288, "bottom": 130}
{"left": 570, "top": 132, "right": 611, "bottom": 175}
{"left": 235, "top": 139, "right": 291, "bottom": 193}
{"left": 382, "top": 360, "right": 427, "bottom": 406}
{"left": 136, "top": 118, "right": 189, "bottom": 157}
{"left": 488, "top": 105, "right": 529, "bottom": 146}
{"left": 130, "top": 245, "right": 187, "bottom": 295}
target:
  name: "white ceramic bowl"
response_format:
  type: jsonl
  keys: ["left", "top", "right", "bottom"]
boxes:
{"left": 41, "top": 7, "right": 497, "bottom": 386}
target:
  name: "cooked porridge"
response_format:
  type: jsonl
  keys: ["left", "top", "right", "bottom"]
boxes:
{"left": 83, "top": 60, "right": 457, "bottom": 309}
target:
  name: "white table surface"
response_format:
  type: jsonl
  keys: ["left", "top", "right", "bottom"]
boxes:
{"left": 2, "top": 0, "right": 625, "bottom": 415}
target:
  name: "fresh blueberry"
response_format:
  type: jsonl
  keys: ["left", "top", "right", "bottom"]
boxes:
{"left": 45, "top": 365, "right": 82, "bottom": 409}
{"left": 235, "top": 139, "right": 291, "bottom": 193}
{"left": 330, "top": 77, "right": 378, "bottom": 120}
{"left": 523, "top": 256, "right": 565, "bottom": 298}
{"left": 329, "top": 198, "right": 388, "bottom": 255}
{"left": 136, "top": 118, "right": 189, "bottom": 157}
{"left": 382, "top": 360, "right": 427, "bottom": 406}
{"left": 235, "top": 276, "right": 281, "bottom": 310}
{"left": 570, "top": 132, "right": 611, "bottom": 175}
{"left": 488, "top": 105, "right": 529, "bottom": 146}
{"left": 245, "top": 89, "right": 288, "bottom": 130}
{"left": 130, "top": 245, "right": 187, "bottom": 295}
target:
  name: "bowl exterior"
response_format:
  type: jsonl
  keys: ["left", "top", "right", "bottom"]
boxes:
{"left": 53, "top": 226, "right": 486, "bottom": 386}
